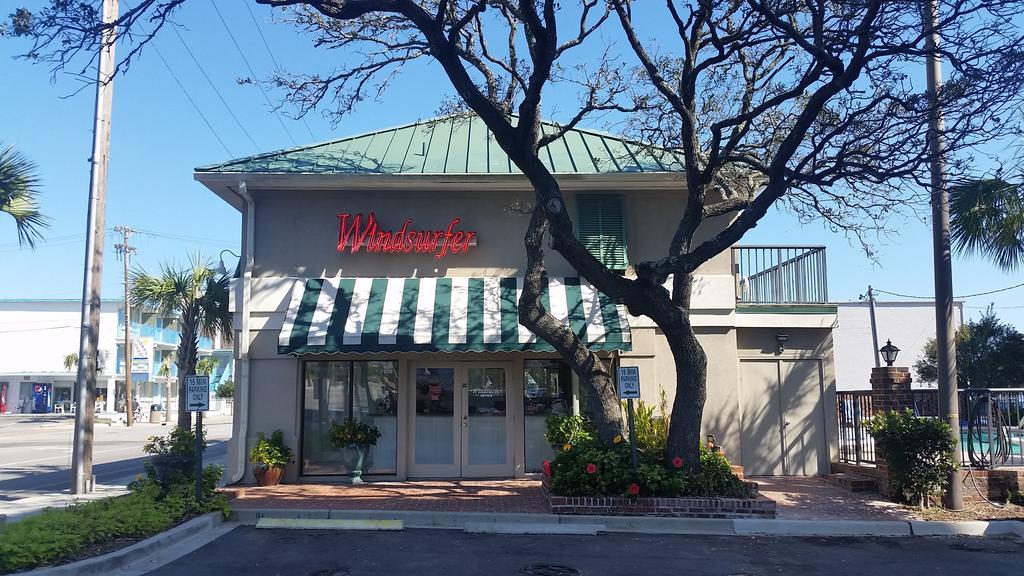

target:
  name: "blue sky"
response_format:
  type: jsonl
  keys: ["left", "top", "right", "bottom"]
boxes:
{"left": 1, "top": 1, "right": 1021, "bottom": 335}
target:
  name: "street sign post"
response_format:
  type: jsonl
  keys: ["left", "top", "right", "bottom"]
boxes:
{"left": 617, "top": 366, "right": 641, "bottom": 469}
{"left": 185, "top": 375, "right": 209, "bottom": 502}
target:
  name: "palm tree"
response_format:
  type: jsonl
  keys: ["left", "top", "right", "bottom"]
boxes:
{"left": 950, "top": 174, "right": 1024, "bottom": 271}
{"left": 0, "top": 144, "right": 48, "bottom": 248}
{"left": 130, "top": 258, "right": 232, "bottom": 429}
{"left": 195, "top": 357, "right": 217, "bottom": 377}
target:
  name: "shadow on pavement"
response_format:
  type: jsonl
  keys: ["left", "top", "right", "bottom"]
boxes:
{"left": 0, "top": 440, "right": 228, "bottom": 496}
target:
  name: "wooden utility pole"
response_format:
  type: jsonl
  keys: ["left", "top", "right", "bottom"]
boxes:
{"left": 71, "top": 0, "right": 118, "bottom": 495}
{"left": 115, "top": 226, "right": 136, "bottom": 426}
{"left": 922, "top": 0, "right": 962, "bottom": 510}
{"left": 867, "top": 286, "right": 881, "bottom": 368}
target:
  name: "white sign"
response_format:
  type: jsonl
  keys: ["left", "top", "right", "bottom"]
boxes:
{"left": 130, "top": 337, "right": 152, "bottom": 374}
{"left": 617, "top": 366, "right": 641, "bottom": 399}
{"left": 185, "top": 375, "right": 210, "bottom": 412}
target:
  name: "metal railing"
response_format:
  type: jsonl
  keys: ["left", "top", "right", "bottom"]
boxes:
{"left": 836, "top": 391, "right": 876, "bottom": 465}
{"left": 836, "top": 388, "right": 1024, "bottom": 469}
{"left": 732, "top": 246, "right": 828, "bottom": 304}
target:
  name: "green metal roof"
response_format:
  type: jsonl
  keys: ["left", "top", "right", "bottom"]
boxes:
{"left": 195, "top": 115, "right": 684, "bottom": 175}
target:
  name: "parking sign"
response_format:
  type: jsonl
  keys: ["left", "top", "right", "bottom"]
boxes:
{"left": 186, "top": 375, "right": 210, "bottom": 412}
{"left": 617, "top": 366, "right": 641, "bottom": 399}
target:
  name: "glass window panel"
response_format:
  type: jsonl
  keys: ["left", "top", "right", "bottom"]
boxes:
{"left": 353, "top": 361, "right": 399, "bottom": 473}
{"left": 301, "top": 361, "right": 349, "bottom": 475}
{"left": 524, "top": 360, "right": 573, "bottom": 472}
{"left": 415, "top": 367, "right": 455, "bottom": 465}
{"left": 467, "top": 367, "right": 507, "bottom": 465}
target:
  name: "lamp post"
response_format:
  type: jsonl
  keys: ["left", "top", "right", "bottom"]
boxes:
{"left": 879, "top": 340, "right": 900, "bottom": 367}
{"left": 216, "top": 249, "right": 240, "bottom": 276}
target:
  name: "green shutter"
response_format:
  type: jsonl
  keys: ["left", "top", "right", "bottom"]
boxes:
{"left": 576, "top": 194, "right": 629, "bottom": 271}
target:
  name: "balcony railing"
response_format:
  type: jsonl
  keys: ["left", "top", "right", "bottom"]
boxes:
{"left": 732, "top": 245, "right": 828, "bottom": 304}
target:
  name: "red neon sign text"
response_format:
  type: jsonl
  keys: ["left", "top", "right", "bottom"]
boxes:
{"left": 337, "top": 212, "right": 477, "bottom": 260}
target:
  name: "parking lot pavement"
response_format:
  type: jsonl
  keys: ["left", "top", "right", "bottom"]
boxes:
{"left": 145, "top": 526, "right": 1024, "bottom": 576}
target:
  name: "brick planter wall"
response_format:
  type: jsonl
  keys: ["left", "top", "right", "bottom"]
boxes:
{"left": 541, "top": 479, "right": 776, "bottom": 519}
{"left": 831, "top": 462, "right": 1024, "bottom": 503}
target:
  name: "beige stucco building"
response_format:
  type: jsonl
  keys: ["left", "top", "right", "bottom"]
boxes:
{"left": 195, "top": 116, "right": 839, "bottom": 484}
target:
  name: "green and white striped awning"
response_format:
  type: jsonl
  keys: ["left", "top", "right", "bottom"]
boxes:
{"left": 278, "top": 277, "right": 632, "bottom": 354}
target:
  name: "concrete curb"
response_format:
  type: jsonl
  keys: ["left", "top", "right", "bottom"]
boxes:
{"left": 22, "top": 512, "right": 225, "bottom": 576}
{"left": 233, "top": 507, "right": 1024, "bottom": 539}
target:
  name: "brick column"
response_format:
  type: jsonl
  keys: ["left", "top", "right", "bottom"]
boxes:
{"left": 870, "top": 366, "right": 913, "bottom": 413}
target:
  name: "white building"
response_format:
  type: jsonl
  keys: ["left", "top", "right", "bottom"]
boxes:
{"left": 833, "top": 300, "right": 964, "bottom": 391}
{"left": 0, "top": 299, "right": 232, "bottom": 415}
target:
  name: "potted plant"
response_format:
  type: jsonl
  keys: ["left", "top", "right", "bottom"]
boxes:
{"left": 143, "top": 426, "right": 203, "bottom": 486}
{"left": 328, "top": 418, "right": 381, "bottom": 484}
{"left": 249, "top": 430, "right": 294, "bottom": 486}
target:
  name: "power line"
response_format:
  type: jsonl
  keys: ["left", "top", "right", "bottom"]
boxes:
{"left": 134, "top": 227, "right": 237, "bottom": 246}
{"left": 874, "top": 280, "right": 1024, "bottom": 300}
{"left": 243, "top": 1, "right": 317, "bottom": 142}
{"left": 170, "top": 24, "right": 261, "bottom": 151}
{"left": 211, "top": 0, "right": 299, "bottom": 147}
{"left": 152, "top": 43, "right": 234, "bottom": 157}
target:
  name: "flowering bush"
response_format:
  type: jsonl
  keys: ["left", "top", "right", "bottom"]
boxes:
{"left": 545, "top": 407, "right": 749, "bottom": 499}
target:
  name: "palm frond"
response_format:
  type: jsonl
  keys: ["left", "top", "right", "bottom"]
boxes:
{"left": 0, "top": 144, "right": 48, "bottom": 248}
{"left": 950, "top": 177, "right": 1024, "bottom": 272}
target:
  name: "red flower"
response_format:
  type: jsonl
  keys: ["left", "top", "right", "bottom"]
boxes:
{"left": 542, "top": 460, "right": 552, "bottom": 477}
{"left": 627, "top": 483, "right": 640, "bottom": 496}
{"left": 585, "top": 462, "right": 597, "bottom": 474}
{"left": 672, "top": 456, "right": 684, "bottom": 469}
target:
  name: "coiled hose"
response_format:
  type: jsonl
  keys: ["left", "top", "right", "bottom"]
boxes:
{"left": 966, "top": 395, "right": 1011, "bottom": 468}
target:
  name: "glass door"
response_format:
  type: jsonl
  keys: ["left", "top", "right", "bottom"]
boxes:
{"left": 409, "top": 363, "right": 513, "bottom": 477}
{"left": 462, "top": 364, "right": 513, "bottom": 477}
{"left": 411, "top": 366, "right": 460, "bottom": 477}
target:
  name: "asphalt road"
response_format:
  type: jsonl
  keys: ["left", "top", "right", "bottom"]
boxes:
{"left": 149, "top": 527, "right": 1023, "bottom": 576}
{"left": 0, "top": 413, "right": 231, "bottom": 500}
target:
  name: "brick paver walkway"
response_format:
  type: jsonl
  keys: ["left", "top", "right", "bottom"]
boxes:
{"left": 222, "top": 476, "right": 912, "bottom": 520}
{"left": 750, "top": 476, "right": 912, "bottom": 521}
{"left": 222, "top": 479, "right": 549, "bottom": 513}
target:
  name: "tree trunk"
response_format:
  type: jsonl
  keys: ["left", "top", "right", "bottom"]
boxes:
{"left": 175, "top": 314, "right": 199, "bottom": 430}
{"left": 662, "top": 317, "right": 707, "bottom": 473}
{"left": 518, "top": 208, "right": 625, "bottom": 441}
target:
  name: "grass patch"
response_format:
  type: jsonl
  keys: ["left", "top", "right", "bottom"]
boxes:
{"left": 0, "top": 466, "right": 228, "bottom": 574}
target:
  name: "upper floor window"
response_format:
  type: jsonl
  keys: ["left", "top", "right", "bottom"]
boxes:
{"left": 576, "top": 194, "right": 628, "bottom": 272}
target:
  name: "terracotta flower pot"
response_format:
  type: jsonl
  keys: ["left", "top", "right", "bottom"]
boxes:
{"left": 253, "top": 465, "right": 284, "bottom": 487}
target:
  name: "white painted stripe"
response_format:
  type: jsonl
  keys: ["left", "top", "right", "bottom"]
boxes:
{"left": 483, "top": 277, "right": 502, "bottom": 344}
{"left": 448, "top": 277, "right": 469, "bottom": 344}
{"left": 517, "top": 277, "right": 536, "bottom": 344}
{"left": 343, "top": 277, "right": 374, "bottom": 345}
{"left": 278, "top": 280, "right": 307, "bottom": 347}
{"left": 414, "top": 277, "right": 437, "bottom": 344}
{"left": 549, "top": 277, "right": 569, "bottom": 326}
{"left": 307, "top": 278, "right": 340, "bottom": 346}
{"left": 378, "top": 278, "right": 405, "bottom": 345}
{"left": 579, "top": 281, "right": 607, "bottom": 344}
{"left": 616, "top": 304, "right": 632, "bottom": 343}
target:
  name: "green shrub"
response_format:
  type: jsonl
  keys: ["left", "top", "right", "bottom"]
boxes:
{"left": 142, "top": 426, "right": 205, "bottom": 457}
{"left": 866, "top": 409, "right": 959, "bottom": 506}
{"left": 214, "top": 379, "right": 235, "bottom": 400}
{"left": 544, "top": 413, "right": 595, "bottom": 447}
{"left": 249, "top": 430, "right": 294, "bottom": 471}
{"left": 622, "top": 399, "right": 669, "bottom": 456}
{"left": 0, "top": 465, "right": 228, "bottom": 574}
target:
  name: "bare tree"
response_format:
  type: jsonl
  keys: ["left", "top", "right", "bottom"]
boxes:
{"left": 12, "top": 0, "right": 1024, "bottom": 470}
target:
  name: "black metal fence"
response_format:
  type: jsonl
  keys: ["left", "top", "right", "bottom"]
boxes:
{"left": 836, "top": 388, "right": 1024, "bottom": 469}
{"left": 733, "top": 246, "right": 829, "bottom": 304}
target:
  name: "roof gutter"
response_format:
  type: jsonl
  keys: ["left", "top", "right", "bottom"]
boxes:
{"left": 230, "top": 180, "right": 254, "bottom": 484}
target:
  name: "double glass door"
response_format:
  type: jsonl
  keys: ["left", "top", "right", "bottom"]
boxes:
{"left": 411, "top": 364, "right": 512, "bottom": 477}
